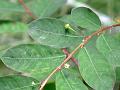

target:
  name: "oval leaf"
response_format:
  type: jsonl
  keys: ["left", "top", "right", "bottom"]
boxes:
{"left": 28, "top": 18, "right": 83, "bottom": 48}
{"left": 77, "top": 45, "right": 115, "bottom": 90}
{"left": 71, "top": 7, "right": 101, "bottom": 32}
{"left": 1, "top": 44, "right": 65, "bottom": 80}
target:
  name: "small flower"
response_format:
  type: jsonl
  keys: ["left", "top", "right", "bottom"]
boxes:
{"left": 64, "top": 63, "right": 70, "bottom": 69}
{"left": 32, "top": 81, "right": 36, "bottom": 85}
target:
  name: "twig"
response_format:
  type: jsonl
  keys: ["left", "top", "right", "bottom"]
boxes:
{"left": 91, "top": 24, "right": 120, "bottom": 37}
{"left": 39, "top": 23, "right": 120, "bottom": 90}
{"left": 18, "top": 0, "right": 37, "bottom": 19}
{"left": 62, "top": 48, "right": 78, "bottom": 66}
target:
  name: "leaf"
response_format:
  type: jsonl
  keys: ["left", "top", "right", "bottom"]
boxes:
{"left": 27, "top": 0, "right": 66, "bottom": 17}
{"left": 0, "top": 22, "right": 28, "bottom": 33}
{"left": 0, "top": 1, "right": 23, "bottom": 12}
{"left": 28, "top": 18, "right": 83, "bottom": 48}
{"left": 96, "top": 34, "right": 120, "bottom": 67}
{"left": 71, "top": 7, "right": 101, "bottom": 32}
{"left": 0, "top": 75, "right": 39, "bottom": 90}
{"left": 56, "top": 63, "right": 88, "bottom": 90}
{"left": 60, "top": 15, "right": 73, "bottom": 25}
{"left": 0, "top": 1, "right": 25, "bottom": 20}
{"left": 76, "top": 41, "right": 116, "bottom": 90}
{"left": 60, "top": 15, "right": 92, "bottom": 36}
{"left": 1, "top": 44, "right": 65, "bottom": 80}
{"left": 60, "top": 7, "right": 101, "bottom": 35}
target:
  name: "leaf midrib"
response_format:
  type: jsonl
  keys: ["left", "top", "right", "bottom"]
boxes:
{"left": 60, "top": 71, "right": 73, "bottom": 90}
{"left": 30, "top": 29, "right": 83, "bottom": 38}
{"left": 2, "top": 55, "right": 65, "bottom": 60}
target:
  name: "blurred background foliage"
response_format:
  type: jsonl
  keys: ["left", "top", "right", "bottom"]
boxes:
{"left": 0, "top": 0, "right": 120, "bottom": 89}
{"left": 87, "top": 0, "right": 120, "bottom": 18}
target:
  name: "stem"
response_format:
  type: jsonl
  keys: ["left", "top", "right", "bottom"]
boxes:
{"left": 91, "top": 23, "right": 120, "bottom": 37}
{"left": 18, "top": 0, "right": 37, "bottom": 19}
{"left": 39, "top": 23, "right": 120, "bottom": 90}
{"left": 62, "top": 48, "right": 78, "bottom": 66}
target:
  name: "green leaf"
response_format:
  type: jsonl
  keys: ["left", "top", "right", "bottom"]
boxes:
{"left": 1, "top": 44, "right": 65, "bottom": 80}
{"left": 0, "top": 22, "right": 28, "bottom": 33}
{"left": 27, "top": 0, "right": 66, "bottom": 17}
{"left": 0, "top": 75, "right": 39, "bottom": 90}
{"left": 0, "top": 1, "right": 23, "bottom": 12}
{"left": 76, "top": 42, "right": 115, "bottom": 90}
{"left": 96, "top": 34, "right": 120, "bottom": 67}
{"left": 29, "top": 18, "right": 83, "bottom": 48}
{"left": 0, "top": 1, "right": 25, "bottom": 20}
{"left": 56, "top": 63, "right": 88, "bottom": 90}
{"left": 60, "top": 15, "right": 73, "bottom": 25}
{"left": 71, "top": 7, "right": 101, "bottom": 32}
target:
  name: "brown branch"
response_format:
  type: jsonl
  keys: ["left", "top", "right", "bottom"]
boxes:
{"left": 18, "top": 0, "right": 37, "bottom": 19}
{"left": 91, "top": 23, "right": 120, "bottom": 37}
{"left": 39, "top": 23, "right": 120, "bottom": 90}
{"left": 62, "top": 48, "right": 78, "bottom": 66}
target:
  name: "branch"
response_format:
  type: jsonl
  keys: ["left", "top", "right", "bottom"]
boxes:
{"left": 18, "top": 0, "right": 37, "bottom": 19}
{"left": 62, "top": 48, "right": 78, "bottom": 66}
{"left": 39, "top": 23, "right": 120, "bottom": 90}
